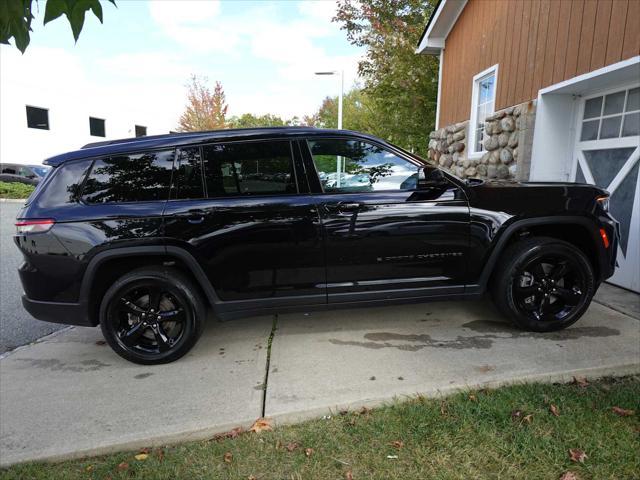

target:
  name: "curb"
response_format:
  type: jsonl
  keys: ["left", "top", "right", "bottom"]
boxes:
{"left": 2, "top": 362, "right": 638, "bottom": 467}
{"left": 0, "top": 198, "right": 27, "bottom": 204}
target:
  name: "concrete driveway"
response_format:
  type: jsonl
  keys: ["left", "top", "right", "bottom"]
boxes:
{"left": 1, "top": 297, "right": 638, "bottom": 467}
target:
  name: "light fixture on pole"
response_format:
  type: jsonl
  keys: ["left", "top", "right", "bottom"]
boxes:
{"left": 315, "top": 70, "right": 344, "bottom": 186}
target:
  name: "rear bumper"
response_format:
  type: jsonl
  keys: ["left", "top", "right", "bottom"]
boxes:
{"left": 22, "top": 296, "right": 95, "bottom": 327}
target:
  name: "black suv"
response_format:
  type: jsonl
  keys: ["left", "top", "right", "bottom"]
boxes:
{"left": 15, "top": 128, "right": 618, "bottom": 364}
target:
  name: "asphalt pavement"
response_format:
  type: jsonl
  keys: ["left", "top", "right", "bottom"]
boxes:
{"left": 0, "top": 200, "right": 65, "bottom": 354}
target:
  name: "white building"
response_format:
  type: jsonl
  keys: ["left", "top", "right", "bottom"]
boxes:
{"left": 0, "top": 49, "right": 176, "bottom": 166}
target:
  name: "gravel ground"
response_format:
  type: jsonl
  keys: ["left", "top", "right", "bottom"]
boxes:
{"left": 0, "top": 200, "right": 64, "bottom": 353}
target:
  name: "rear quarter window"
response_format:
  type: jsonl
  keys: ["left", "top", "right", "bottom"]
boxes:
{"left": 30, "top": 160, "right": 92, "bottom": 207}
{"left": 82, "top": 150, "right": 174, "bottom": 204}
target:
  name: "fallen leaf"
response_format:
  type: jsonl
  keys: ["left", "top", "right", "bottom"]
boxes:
{"left": 345, "top": 470, "right": 354, "bottom": 480}
{"left": 117, "top": 462, "right": 129, "bottom": 471}
{"left": 359, "top": 406, "right": 371, "bottom": 415}
{"left": 95, "top": 340, "right": 106, "bottom": 346}
{"left": 550, "top": 404, "right": 560, "bottom": 417}
{"left": 468, "top": 394, "right": 477, "bottom": 402}
{"left": 223, "top": 452, "right": 233, "bottom": 463}
{"left": 572, "top": 376, "right": 589, "bottom": 387}
{"left": 250, "top": 418, "right": 273, "bottom": 433}
{"left": 248, "top": 476, "right": 257, "bottom": 480}
{"left": 440, "top": 401, "right": 448, "bottom": 416}
{"left": 559, "top": 472, "right": 580, "bottom": 480}
{"left": 339, "top": 409, "right": 349, "bottom": 416}
{"left": 285, "top": 442, "right": 299, "bottom": 452}
{"left": 511, "top": 410, "right": 523, "bottom": 420}
{"left": 138, "top": 447, "right": 151, "bottom": 454}
{"left": 305, "top": 448, "right": 314, "bottom": 457}
{"left": 523, "top": 414, "right": 534, "bottom": 424}
{"left": 390, "top": 440, "right": 404, "bottom": 449}
{"left": 612, "top": 406, "right": 635, "bottom": 417}
{"left": 569, "top": 448, "right": 587, "bottom": 463}
{"left": 386, "top": 455, "right": 398, "bottom": 459}
{"left": 85, "top": 465, "right": 94, "bottom": 472}
{"left": 213, "top": 426, "right": 245, "bottom": 441}
{"left": 155, "top": 448, "right": 165, "bottom": 461}
{"left": 134, "top": 453, "right": 148, "bottom": 461}
{"left": 347, "top": 418, "right": 357, "bottom": 426}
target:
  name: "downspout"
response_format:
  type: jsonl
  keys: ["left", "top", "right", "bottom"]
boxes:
{"left": 435, "top": 47, "right": 444, "bottom": 130}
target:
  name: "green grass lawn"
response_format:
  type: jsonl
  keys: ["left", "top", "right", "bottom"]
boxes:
{"left": 0, "top": 181, "right": 35, "bottom": 199}
{"left": 2, "top": 377, "right": 638, "bottom": 480}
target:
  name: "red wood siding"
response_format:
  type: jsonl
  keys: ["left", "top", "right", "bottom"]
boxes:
{"left": 438, "top": 0, "right": 640, "bottom": 127}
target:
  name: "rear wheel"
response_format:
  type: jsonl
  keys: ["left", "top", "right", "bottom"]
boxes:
{"left": 491, "top": 237, "right": 595, "bottom": 332}
{"left": 100, "top": 266, "right": 205, "bottom": 364}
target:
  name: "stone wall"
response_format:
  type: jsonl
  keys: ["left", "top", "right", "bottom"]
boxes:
{"left": 427, "top": 100, "right": 536, "bottom": 181}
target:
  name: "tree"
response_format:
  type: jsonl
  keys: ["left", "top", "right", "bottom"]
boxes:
{"left": 312, "top": 87, "right": 378, "bottom": 135}
{"left": 334, "top": 0, "right": 438, "bottom": 155}
{"left": 227, "top": 113, "right": 290, "bottom": 129}
{"left": 178, "top": 76, "right": 229, "bottom": 132}
{"left": 0, "top": 0, "right": 116, "bottom": 53}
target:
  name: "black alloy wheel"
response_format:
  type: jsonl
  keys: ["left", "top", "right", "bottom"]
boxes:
{"left": 512, "top": 254, "right": 585, "bottom": 322}
{"left": 491, "top": 237, "right": 595, "bottom": 332}
{"left": 100, "top": 267, "right": 205, "bottom": 364}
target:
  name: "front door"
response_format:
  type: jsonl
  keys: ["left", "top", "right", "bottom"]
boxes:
{"left": 574, "top": 85, "right": 640, "bottom": 292}
{"left": 302, "top": 137, "right": 470, "bottom": 304}
{"left": 163, "top": 139, "right": 325, "bottom": 311}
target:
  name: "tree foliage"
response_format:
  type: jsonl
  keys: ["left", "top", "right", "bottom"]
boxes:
{"left": 178, "top": 76, "right": 229, "bottom": 132}
{"left": 310, "top": 87, "right": 379, "bottom": 135}
{"left": 334, "top": 0, "right": 438, "bottom": 155}
{"left": 0, "top": 0, "right": 116, "bottom": 53}
{"left": 228, "top": 113, "right": 295, "bottom": 129}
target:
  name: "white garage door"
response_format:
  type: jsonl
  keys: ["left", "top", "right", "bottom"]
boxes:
{"left": 573, "top": 84, "right": 640, "bottom": 293}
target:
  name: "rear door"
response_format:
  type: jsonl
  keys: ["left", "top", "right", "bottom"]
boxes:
{"left": 301, "top": 137, "right": 470, "bottom": 304}
{"left": 163, "top": 139, "right": 325, "bottom": 313}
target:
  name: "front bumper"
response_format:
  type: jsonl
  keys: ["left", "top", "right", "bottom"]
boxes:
{"left": 22, "top": 296, "right": 95, "bottom": 327}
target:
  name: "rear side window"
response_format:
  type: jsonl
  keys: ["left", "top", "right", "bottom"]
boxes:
{"left": 202, "top": 141, "right": 296, "bottom": 197}
{"left": 31, "top": 160, "right": 92, "bottom": 207}
{"left": 82, "top": 150, "right": 174, "bottom": 203}
{"left": 173, "top": 147, "right": 204, "bottom": 200}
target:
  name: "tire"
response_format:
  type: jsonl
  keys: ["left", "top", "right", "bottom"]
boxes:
{"left": 490, "top": 236, "right": 595, "bottom": 332}
{"left": 99, "top": 266, "right": 206, "bottom": 364}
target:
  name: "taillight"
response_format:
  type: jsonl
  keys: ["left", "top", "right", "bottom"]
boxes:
{"left": 15, "top": 219, "right": 55, "bottom": 234}
{"left": 599, "top": 228, "right": 610, "bottom": 249}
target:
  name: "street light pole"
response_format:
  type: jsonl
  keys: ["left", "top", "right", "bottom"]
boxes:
{"left": 315, "top": 70, "right": 345, "bottom": 187}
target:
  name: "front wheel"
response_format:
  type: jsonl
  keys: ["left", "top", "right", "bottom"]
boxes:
{"left": 491, "top": 237, "right": 596, "bottom": 332}
{"left": 100, "top": 266, "right": 206, "bottom": 364}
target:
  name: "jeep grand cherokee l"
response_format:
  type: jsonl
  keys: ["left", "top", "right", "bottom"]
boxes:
{"left": 14, "top": 128, "right": 618, "bottom": 364}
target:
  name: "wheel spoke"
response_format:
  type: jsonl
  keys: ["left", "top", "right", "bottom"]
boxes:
{"left": 550, "top": 262, "right": 570, "bottom": 280}
{"left": 531, "top": 263, "right": 546, "bottom": 279}
{"left": 152, "top": 324, "right": 171, "bottom": 352}
{"left": 554, "top": 286, "right": 582, "bottom": 304}
{"left": 148, "top": 289, "right": 162, "bottom": 312}
{"left": 537, "top": 295, "right": 551, "bottom": 317}
{"left": 159, "top": 308, "right": 183, "bottom": 321}
{"left": 119, "top": 322, "right": 146, "bottom": 347}
{"left": 515, "top": 284, "right": 538, "bottom": 296}
{"left": 120, "top": 298, "right": 145, "bottom": 316}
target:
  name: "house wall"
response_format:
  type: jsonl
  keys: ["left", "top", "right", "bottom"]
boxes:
{"left": 439, "top": 0, "right": 640, "bottom": 127}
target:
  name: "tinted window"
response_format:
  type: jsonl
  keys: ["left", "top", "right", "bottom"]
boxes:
{"left": 26, "top": 106, "right": 49, "bottom": 130}
{"left": 32, "top": 160, "right": 92, "bottom": 207}
{"left": 82, "top": 150, "right": 174, "bottom": 203}
{"left": 174, "top": 147, "right": 204, "bottom": 199}
{"left": 89, "top": 117, "right": 106, "bottom": 137}
{"left": 308, "top": 139, "right": 418, "bottom": 193}
{"left": 202, "top": 141, "right": 296, "bottom": 197}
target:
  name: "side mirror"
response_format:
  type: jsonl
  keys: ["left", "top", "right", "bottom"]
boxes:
{"left": 418, "top": 166, "right": 448, "bottom": 189}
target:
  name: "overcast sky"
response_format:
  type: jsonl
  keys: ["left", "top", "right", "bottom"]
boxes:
{"left": 1, "top": 0, "right": 363, "bottom": 130}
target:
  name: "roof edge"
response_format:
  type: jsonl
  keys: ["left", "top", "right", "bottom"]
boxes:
{"left": 416, "top": 0, "right": 468, "bottom": 55}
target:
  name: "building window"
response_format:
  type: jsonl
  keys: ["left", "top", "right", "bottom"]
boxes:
{"left": 135, "top": 125, "right": 147, "bottom": 137}
{"left": 469, "top": 65, "right": 498, "bottom": 156}
{"left": 580, "top": 87, "right": 640, "bottom": 141}
{"left": 26, "top": 106, "right": 49, "bottom": 130}
{"left": 89, "top": 117, "right": 106, "bottom": 137}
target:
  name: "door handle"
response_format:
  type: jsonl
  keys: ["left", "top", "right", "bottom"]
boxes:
{"left": 325, "top": 202, "right": 362, "bottom": 213}
{"left": 177, "top": 209, "right": 206, "bottom": 224}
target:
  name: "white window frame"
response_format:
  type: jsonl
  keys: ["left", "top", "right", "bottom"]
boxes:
{"left": 468, "top": 64, "right": 499, "bottom": 159}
